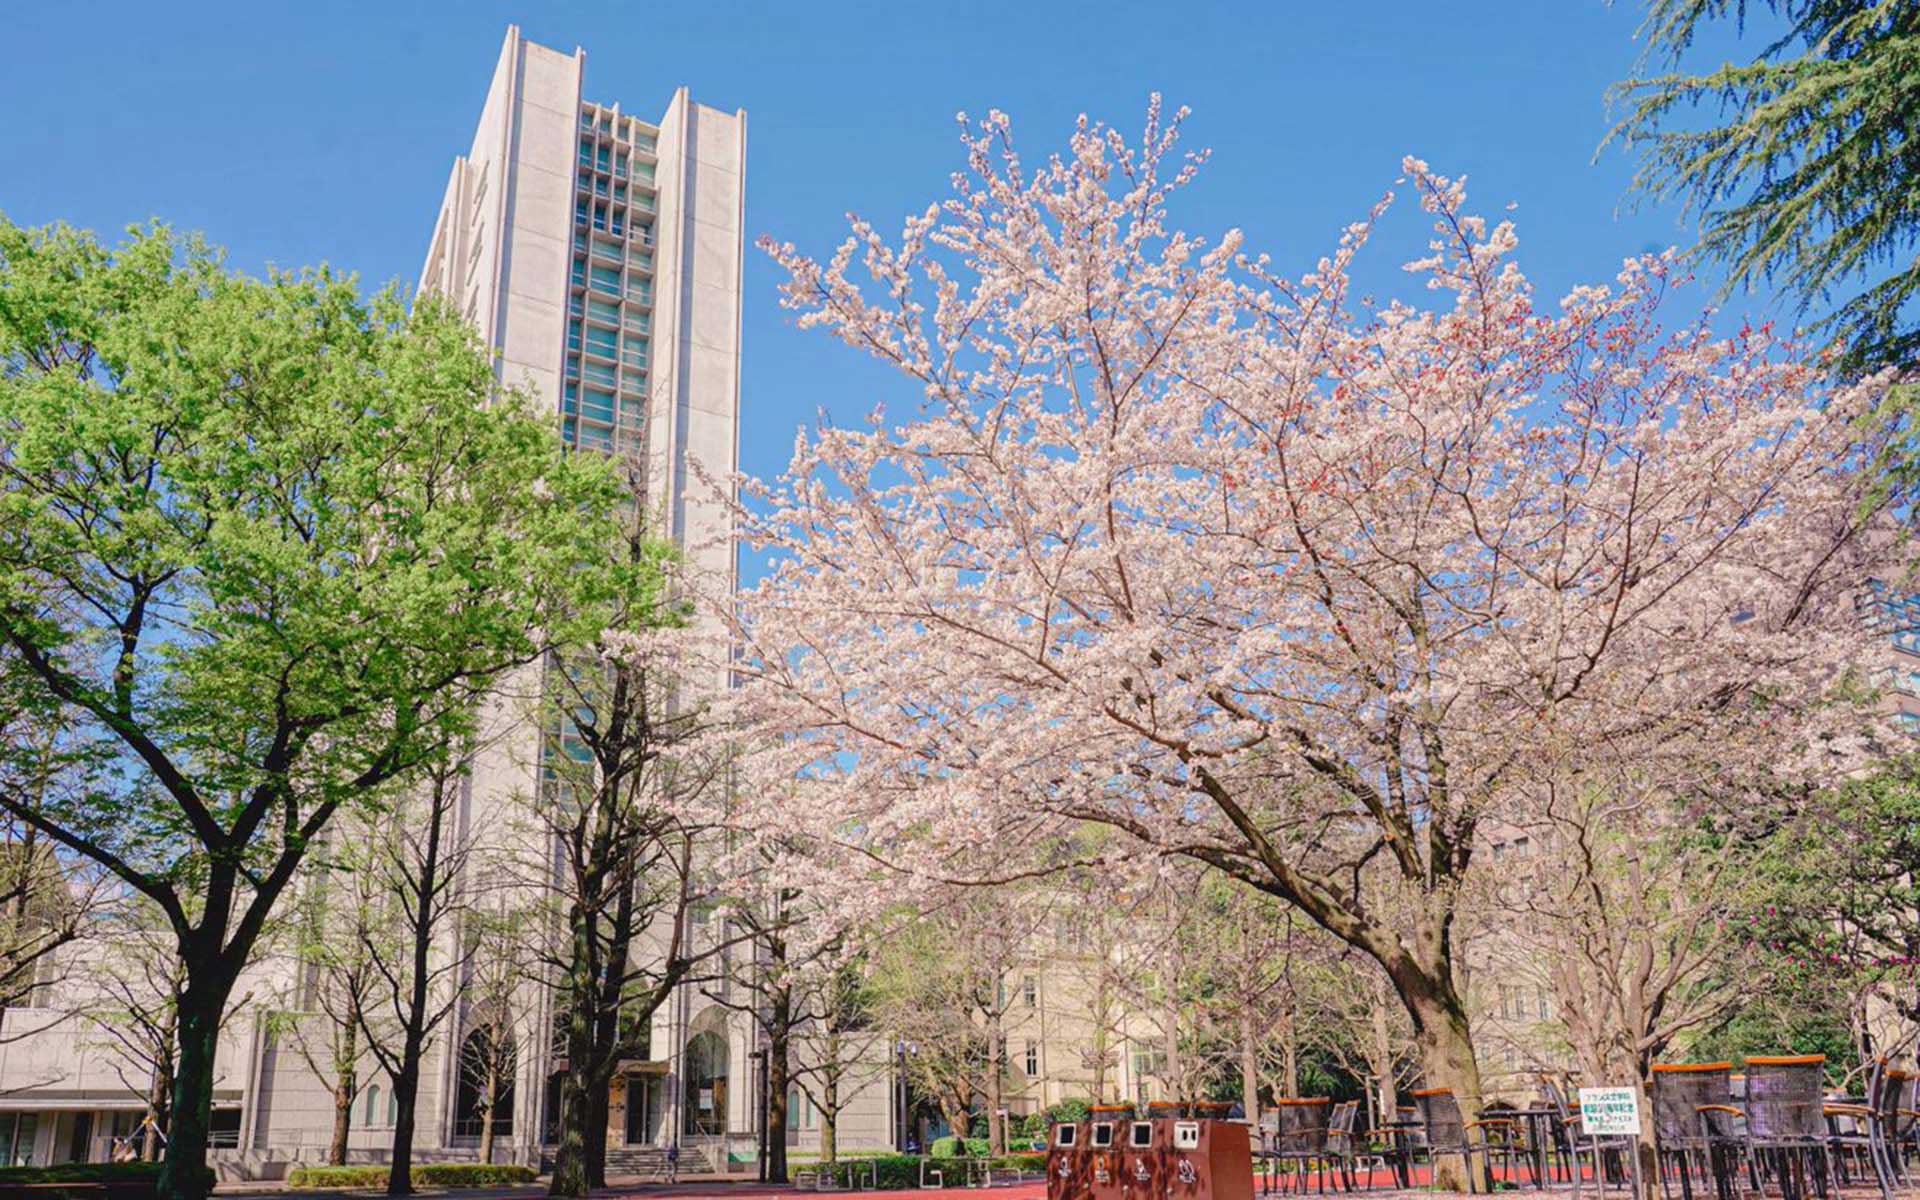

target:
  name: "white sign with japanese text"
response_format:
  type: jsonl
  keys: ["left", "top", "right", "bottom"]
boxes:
{"left": 1578, "top": 1086, "right": 1642, "bottom": 1137}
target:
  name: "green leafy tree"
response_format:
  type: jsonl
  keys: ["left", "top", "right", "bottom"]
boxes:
{"left": 1744, "top": 756, "right": 1920, "bottom": 1060}
{"left": 1608, "top": 1, "right": 1920, "bottom": 378}
{"left": 0, "top": 218, "right": 623, "bottom": 1200}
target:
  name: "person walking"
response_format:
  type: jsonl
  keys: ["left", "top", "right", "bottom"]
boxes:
{"left": 665, "top": 1139, "right": 680, "bottom": 1185}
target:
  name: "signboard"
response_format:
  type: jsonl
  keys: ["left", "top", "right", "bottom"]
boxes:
{"left": 1577, "top": 1086, "right": 1642, "bottom": 1137}
{"left": 698, "top": 1088, "right": 714, "bottom": 1110}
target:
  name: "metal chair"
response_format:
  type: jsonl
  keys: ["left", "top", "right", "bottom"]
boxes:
{"left": 1273, "top": 1098, "right": 1334, "bottom": 1194}
{"left": 1327, "top": 1099, "right": 1387, "bottom": 1192}
{"left": 1411, "top": 1088, "right": 1518, "bottom": 1194}
{"left": 1741, "top": 1055, "right": 1834, "bottom": 1200}
{"left": 1650, "top": 1062, "right": 1740, "bottom": 1200}
{"left": 1821, "top": 1057, "right": 1916, "bottom": 1200}
{"left": 1539, "top": 1075, "right": 1598, "bottom": 1192}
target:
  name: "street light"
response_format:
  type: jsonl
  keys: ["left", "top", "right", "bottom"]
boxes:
{"left": 748, "top": 1047, "right": 770, "bottom": 1183}
{"left": 895, "top": 1041, "right": 919, "bottom": 1152}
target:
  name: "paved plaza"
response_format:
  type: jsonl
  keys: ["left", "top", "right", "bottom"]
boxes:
{"left": 208, "top": 1185, "right": 1904, "bottom": 1200}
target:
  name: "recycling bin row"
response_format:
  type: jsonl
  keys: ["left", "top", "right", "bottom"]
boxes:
{"left": 1047, "top": 1111, "right": 1254, "bottom": 1200}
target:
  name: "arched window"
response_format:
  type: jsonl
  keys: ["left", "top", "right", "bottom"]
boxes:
{"left": 455, "top": 1027, "right": 517, "bottom": 1138}
{"left": 387, "top": 1088, "right": 398, "bottom": 1127}
{"left": 364, "top": 1084, "right": 383, "bottom": 1127}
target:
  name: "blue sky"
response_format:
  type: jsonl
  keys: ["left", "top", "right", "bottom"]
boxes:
{"left": 1, "top": 0, "right": 1773, "bottom": 497}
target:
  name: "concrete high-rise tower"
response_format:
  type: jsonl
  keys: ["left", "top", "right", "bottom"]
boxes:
{"left": 417, "top": 26, "right": 752, "bottom": 1164}
{"left": 419, "top": 24, "right": 744, "bottom": 582}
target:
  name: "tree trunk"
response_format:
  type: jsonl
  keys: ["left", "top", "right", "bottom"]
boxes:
{"left": 386, "top": 760, "right": 451, "bottom": 1197}
{"left": 1633, "top": 1081, "right": 1659, "bottom": 1200}
{"left": 143, "top": 1063, "right": 172, "bottom": 1162}
{"left": 1280, "top": 1021, "right": 1299, "bottom": 1101}
{"left": 765, "top": 1016, "right": 790, "bottom": 1183}
{"left": 1238, "top": 1013, "right": 1259, "bottom": 1121}
{"left": 1400, "top": 978, "right": 1484, "bottom": 1193}
{"left": 820, "top": 1068, "right": 839, "bottom": 1165}
{"left": 549, "top": 1072, "right": 593, "bottom": 1198}
{"left": 938, "top": 1093, "right": 969, "bottom": 1148}
{"left": 385, "top": 1027, "right": 426, "bottom": 1197}
{"left": 478, "top": 1058, "right": 500, "bottom": 1165}
{"left": 1091, "top": 1029, "right": 1110, "bottom": 1104}
{"left": 584, "top": 1085, "right": 610, "bottom": 1189}
{"left": 328, "top": 1059, "right": 355, "bottom": 1159}
{"left": 986, "top": 1032, "right": 1005, "bottom": 1155}
{"left": 329, "top": 1023, "right": 357, "bottom": 1167}
{"left": 549, "top": 961, "right": 598, "bottom": 1200}
{"left": 1162, "top": 1023, "right": 1181, "bottom": 1105}
{"left": 159, "top": 982, "right": 227, "bottom": 1200}
{"left": 1368, "top": 990, "right": 1398, "bottom": 1126}
{"left": 581, "top": 874, "right": 637, "bottom": 1192}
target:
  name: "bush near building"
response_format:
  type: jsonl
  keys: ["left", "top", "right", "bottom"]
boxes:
{"left": 285, "top": 1164, "right": 537, "bottom": 1190}
{"left": 822, "top": 1154, "right": 1048, "bottom": 1190}
{"left": 0, "top": 1162, "right": 162, "bottom": 1200}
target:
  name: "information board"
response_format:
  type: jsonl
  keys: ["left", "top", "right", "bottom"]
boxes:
{"left": 1577, "top": 1086, "right": 1642, "bottom": 1137}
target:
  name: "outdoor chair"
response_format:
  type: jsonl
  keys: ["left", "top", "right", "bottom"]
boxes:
{"left": 1890, "top": 1069, "right": 1920, "bottom": 1187}
{"left": 1328, "top": 1099, "right": 1388, "bottom": 1192}
{"left": 1411, "top": 1087, "right": 1521, "bottom": 1195}
{"left": 1478, "top": 1101, "right": 1533, "bottom": 1189}
{"left": 1273, "top": 1097, "right": 1334, "bottom": 1194}
{"left": 1820, "top": 1057, "right": 1916, "bottom": 1200}
{"left": 1740, "top": 1054, "right": 1835, "bottom": 1200}
{"left": 1650, "top": 1061, "right": 1740, "bottom": 1200}
{"left": 1397, "top": 1104, "right": 1431, "bottom": 1169}
{"left": 1539, "top": 1075, "right": 1602, "bottom": 1193}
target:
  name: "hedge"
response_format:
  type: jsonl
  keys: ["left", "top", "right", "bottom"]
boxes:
{"left": 0, "top": 1165, "right": 162, "bottom": 1184}
{"left": 802, "top": 1154, "right": 1047, "bottom": 1190}
{"left": 286, "top": 1164, "right": 537, "bottom": 1189}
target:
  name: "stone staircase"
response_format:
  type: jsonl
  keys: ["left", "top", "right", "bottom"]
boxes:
{"left": 602, "top": 1144, "right": 719, "bottom": 1180}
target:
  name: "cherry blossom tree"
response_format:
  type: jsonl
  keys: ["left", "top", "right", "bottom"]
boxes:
{"left": 723, "top": 99, "right": 1906, "bottom": 1174}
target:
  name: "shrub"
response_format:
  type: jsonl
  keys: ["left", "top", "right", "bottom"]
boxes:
{"left": 0, "top": 1164, "right": 162, "bottom": 1183}
{"left": 413, "top": 1164, "right": 537, "bottom": 1187}
{"left": 928, "top": 1136, "right": 992, "bottom": 1158}
{"left": 808, "top": 1155, "right": 1049, "bottom": 1190}
{"left": 287, "top": 1163, "right": 537, "bottom": 1189}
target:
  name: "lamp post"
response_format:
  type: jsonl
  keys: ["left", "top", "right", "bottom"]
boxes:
{"left": 895, "top": 1041, "right": 920, "bottom": 1153}
{"left": 749, "top": 1047, "right": 769, "bottom": 1183}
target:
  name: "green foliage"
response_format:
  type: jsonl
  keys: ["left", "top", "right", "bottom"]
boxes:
{"left": 0, "top": 1163, "right": 163, "bottom": 1183}
{"left": 0, "top": 214, "right": 631, "bottom": 1200}
{"left": 1017, "top": 1100, "right": 1095, "bottom": 1140}
{"left": 929, "top": 1136, "right": 992, "bottom": 1158}
{"left": 1608, "top": 1, "right": 1920, "bottom": 378}
{"left": 1730, "top": 755, "right": 1920, "bottom": 1044}
{"left": 1693, "top": 1008, "right": 1858, "bottom": 1082}
{"left": 285, "top": 1163, "right": 537, "bottom": 1189}
{"left": 814, "top": 1154, "right": 1046, "bottom": 1189}
{"left": 0, "top": 215, "right": 626, "bottom": 903}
